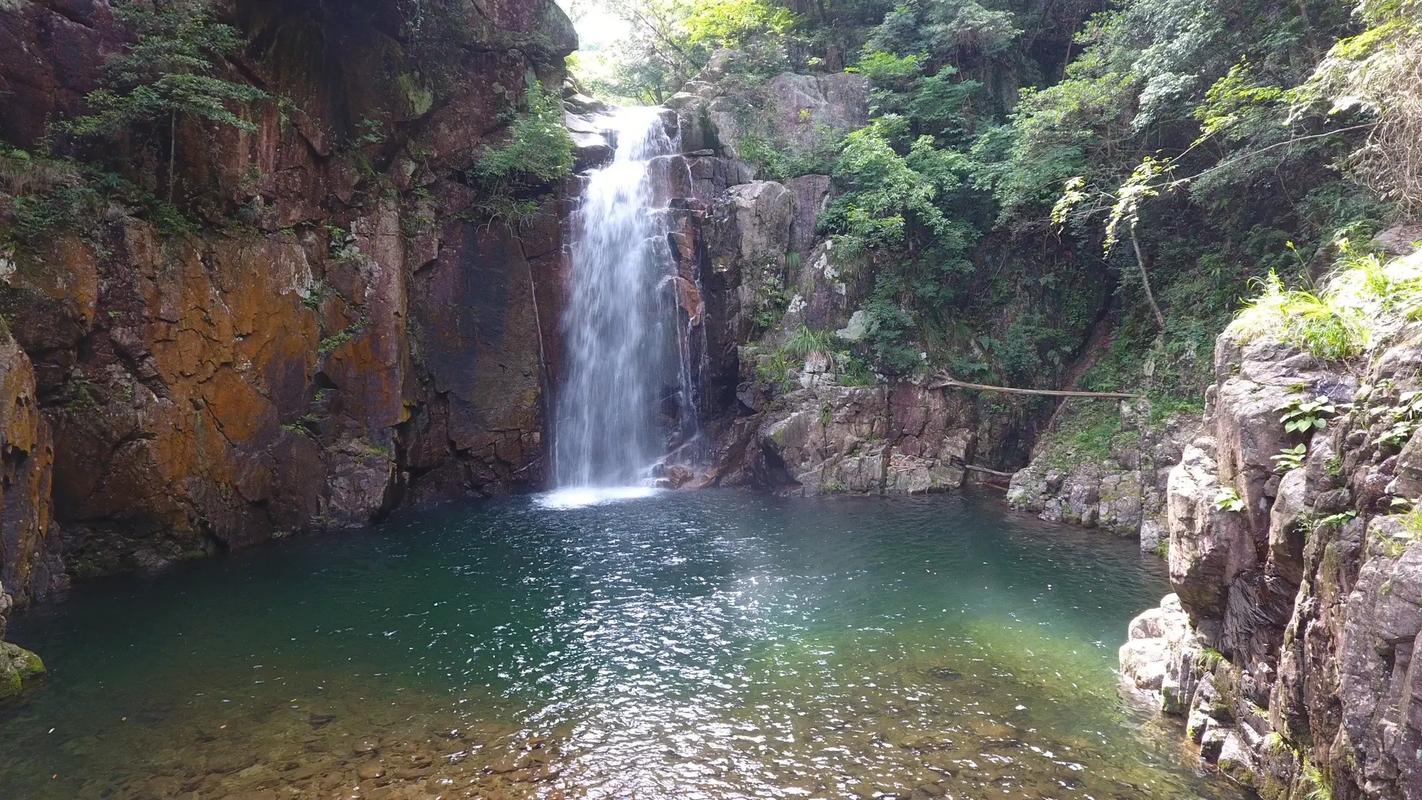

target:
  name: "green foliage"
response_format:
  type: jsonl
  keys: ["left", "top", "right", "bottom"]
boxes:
{"left": 326, "top": 226, "right": 365, "bottom": 265}
{"left": 1272, "top": 443, "right": 1308, "bottom": 473}
{"left": 0, "top": 147, "right": 195, "bottom": 246}
{"left": 750, "top": 273, "right": 791, "bottom": 331}
{"left": 861, "top": 295, "right": 924, "bottom": 376}
{"left": 818, "top": 117, "right": 986, "bottom": 378}
{"left": 1302, "top": 0, "right": 1422, "bottom": 212}
{"left": 1317, "top": 511, "right": 1357, "bottom": 537}
{"left": 318, "top": 318, "right": 369, "bottom": 356}
{"left": 1213, "top": 487, "right": 1246, "bottom": 513}
{"left": 864, "top": 0, "right": 1020, "bottom": 67}
{"left": 1236, "top": 250, "right": 1422, "bottom": 361}
{"left": 683, "top": 0, "right": 794, "bottom": 46}
{"left": 67, "top": 2, "right": 266, "bottom": 138}
{"left": 851, "top": 51, "right": 922, "bottom": 84}
{"left": 1237, "top": 273, "right": 1368, "bottom": 361}
{"left": 7, "top": 184, "right": 102, "bottom": 246}
{"left": 468, "top": 196, "right": 544, "bottom": 229}
{"left": 573, "top": 0, "right": 795, "bottom": 103}
{"left": 1034, "top": 404, "right": 1125, "bottom": 467}
{"left": 754, "top": 348, "right": 794, "bottom": 389}
{"left": 835, "top": 352, "right": 878, "bottom": 386}
{"left": 1278, "top": 395, "right": 1340, "bottom": 435}
{"left": 737, "top": 129, "right": 839, "bottom": 182}
{"left": 783, "top": 325, "right": 836, "bottom": 359}
{"left": 64, "top": 1, "right": 266, "bottom": 202}
{"left": 469, "top": 82, "right": 574, "bottom": 194}
{"left": 823, "top": 120, "right": 957, "bottom": 252}
{"left": 1376, "top": 390, "right": 1422, "bottom": 449}
{"left": 1302, "top": 760, "right": 1334, "bottom": 800}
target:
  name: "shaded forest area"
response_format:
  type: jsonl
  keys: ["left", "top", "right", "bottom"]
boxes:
{"left": 568, "top": 0, "right": 1421, "bottom": 415}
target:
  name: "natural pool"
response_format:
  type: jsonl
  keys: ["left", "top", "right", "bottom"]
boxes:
{"left": 0, "top": 491, "right": 1239, "bottom": 799}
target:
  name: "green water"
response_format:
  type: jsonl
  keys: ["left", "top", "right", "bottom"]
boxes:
{"left": 0, "top": 491, "right": 1236, "bottom": 799}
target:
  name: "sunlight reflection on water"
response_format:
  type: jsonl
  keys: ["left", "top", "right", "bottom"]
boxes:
{"left": 535, "top": 485, "right": 663, "bottom": 509}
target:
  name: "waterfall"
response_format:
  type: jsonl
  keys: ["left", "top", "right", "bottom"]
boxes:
{"left": 553, "top": 107, "right": 700, "bottom": 490}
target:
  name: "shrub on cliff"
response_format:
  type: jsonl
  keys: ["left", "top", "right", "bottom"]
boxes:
{"left": 64, "top": 0, "right": 268, "bottom": 202}
{"left": 1233, "top": 248, "right": 1422, "bottom": 360}
{"left": 469, "top": 82, "right": 574, "bottom": 196}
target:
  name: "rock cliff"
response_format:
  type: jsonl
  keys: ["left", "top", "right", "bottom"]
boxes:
{"left": 0, "top": 0, "right": 575, "bottom": 661}
{"left": 662, "top": 58, "right": 1077, "bottom": 496}
{"left": 1008, "top": 401, "right": 1200, "bottom": 552}
{"left": 1120, "top": 243, "right": 1422, "bottom": 798}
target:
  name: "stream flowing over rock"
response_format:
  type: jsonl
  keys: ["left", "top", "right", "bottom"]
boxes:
{"left": 1115, "top": 247, "right": 1422, "bottom": 799}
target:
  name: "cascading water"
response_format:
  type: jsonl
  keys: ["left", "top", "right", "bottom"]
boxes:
{"left": 552, "top": 107, "right": 700, "bottom": 494}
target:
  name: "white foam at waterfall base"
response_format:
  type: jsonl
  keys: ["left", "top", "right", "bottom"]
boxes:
{"left": 535, "top": 486, "right": 662, "bottom": 510}
{"left": 552, "top": 105, "right": 700, "bottom": 489}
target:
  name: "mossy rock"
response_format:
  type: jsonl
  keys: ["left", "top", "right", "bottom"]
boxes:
{"left": 0, "top": 641, "right": 46, "bottom": 700}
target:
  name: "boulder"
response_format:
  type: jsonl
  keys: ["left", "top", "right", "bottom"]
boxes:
{"left": 1120, "top": 594, "right": 1191, "bottom": 694}
{"left": 671, "top": 66, "right": 868, "bottom": 162}
{"left": 0, "top": 640, "right": 44, "bottom": 701}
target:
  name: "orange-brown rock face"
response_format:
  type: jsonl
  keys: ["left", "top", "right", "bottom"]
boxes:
{"left": 0, "top": 335, "right": 64, "bottom": 631}
{"left": 0, "top": 0, "right": 576, "bottom": 591}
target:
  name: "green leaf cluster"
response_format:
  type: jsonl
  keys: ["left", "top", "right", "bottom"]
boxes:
{"left": 66, "top": 2, "right": 267, "bottom": 139}
{"left": 469, "top": 82, "right": 575, "bottom": 195}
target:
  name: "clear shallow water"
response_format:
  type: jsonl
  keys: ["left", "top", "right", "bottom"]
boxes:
{"left": 0, "top": 491, "right": 1237, "bottom": 799}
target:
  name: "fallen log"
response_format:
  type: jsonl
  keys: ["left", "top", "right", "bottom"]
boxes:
{"left": 931, "top": 375, "right": 1142, "bottom": 400}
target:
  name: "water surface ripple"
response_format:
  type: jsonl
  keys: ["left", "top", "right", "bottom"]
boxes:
{"left": 0, "top": 491, "right": 1239, "bottom": 799}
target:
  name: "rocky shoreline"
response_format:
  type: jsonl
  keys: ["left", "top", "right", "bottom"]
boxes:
{"left": 1110, "top": 246, "right": 1422, "bottom": 798}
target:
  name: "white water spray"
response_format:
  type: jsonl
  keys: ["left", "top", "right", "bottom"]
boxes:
{"left": 552, "top": 107, "right": 700, "bottom": 492}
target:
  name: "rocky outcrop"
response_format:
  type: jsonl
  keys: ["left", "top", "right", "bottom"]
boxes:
{"left": 691, "top": 169, "right": 984, "bottom": 495}
{"left": 669, "top": 54, "right": 869, "bottom": 164}
{"left": 1121, "top": 249, "right": 1422, "bottom": 798}
{"left": 660, "top": 61, "right": 1033, "bottom": 496}
{"left": 1008, "top": 400, "right": 1199, "bottom": 550}
{"left": 708, "top": 383, "right": 976, "bottom": 494}
{"left": 0, "top": 333, "right": 55, "bottom": 694}
{"left": 0, "top": 0, "right": 575, "bottom": 650}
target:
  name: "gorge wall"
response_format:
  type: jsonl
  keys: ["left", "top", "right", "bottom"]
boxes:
{"left": 0, "top": 0, "right": 576, "bottom": 682}
{"left": 652, "top": 56, "right": 1079, "bottom": 497}
{"left": 1116, "top": 242, "right": 1422, "bottom": 799}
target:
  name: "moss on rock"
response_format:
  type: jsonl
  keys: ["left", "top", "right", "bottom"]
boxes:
{"left": 0, "top": 640, "right": 45, "bottom": 701}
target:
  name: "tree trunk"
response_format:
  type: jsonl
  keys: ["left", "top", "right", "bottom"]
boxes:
{"left": 167, "top": 111, "right": 177, "bottom": 204}
{"left": 1129, "top": 225, "right": 1167, "bottom": 331}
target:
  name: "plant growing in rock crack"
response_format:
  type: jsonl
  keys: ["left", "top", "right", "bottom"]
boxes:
{"left": 1301, "top": 759, "right": 1334, "bottom": 800}
{"left": 1375, "top": 389, "right": 1422, "bottom": 449}
{"left": 1272, "top": 443, "right": 1308, "bottom": 473}
{"left": 326, "top": 226, "right": 365, "bottom": 265}
{"left": 783, "top": 326, "right": 837, "bottom": 359}
{"left": 1213, "top": 487, "right": 1246, "bottom": 512}
{"left": 1278, "top": 394, "right": 1342, "bottom": 435}
{"left": 1319, "top": 510, "right": 1357, "bottom": 529}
